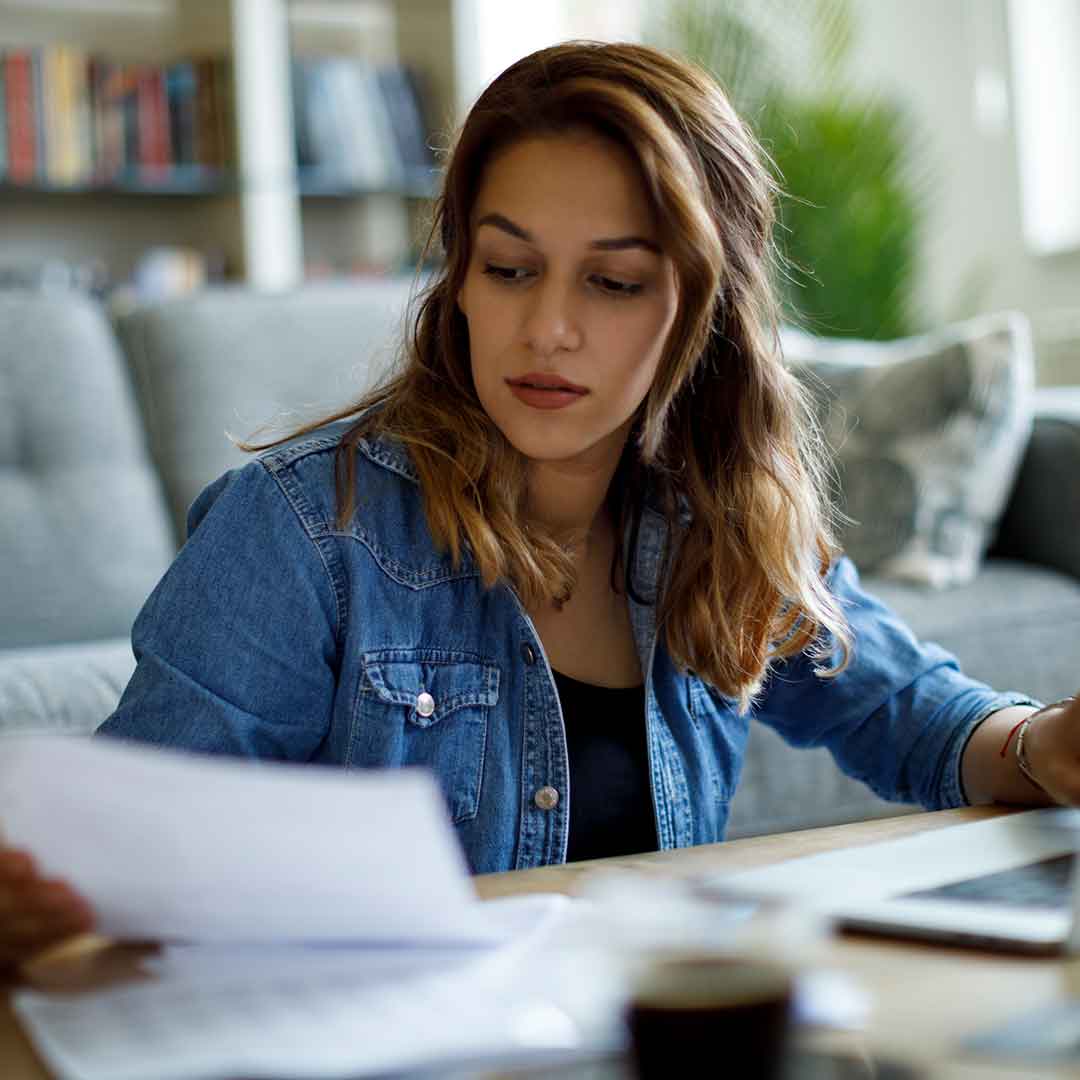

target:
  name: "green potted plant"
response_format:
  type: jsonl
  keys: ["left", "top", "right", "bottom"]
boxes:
{"left": 647, "top": 0, "right": 928, "bottom": 340}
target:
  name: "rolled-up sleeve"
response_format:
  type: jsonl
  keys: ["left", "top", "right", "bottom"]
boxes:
{"left": 95, "top": 460, "right": 342, "bottom": 760}
{"left": 754, "top": 555, "right": 1040, "bottom": 809}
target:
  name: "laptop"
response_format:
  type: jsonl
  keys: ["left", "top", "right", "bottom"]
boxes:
{"left": 701, "top": 808, "right": 1080, "bottom": 954}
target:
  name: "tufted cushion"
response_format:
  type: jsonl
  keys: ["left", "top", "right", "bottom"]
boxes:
{"left": 113, "top": 277, "right": 422, "bottom": 539}
{"left": 784, "top": 312, "right": 1035, "bottom": 588}
{"left": 0, "top": 638, "right": 134, "bottom": 735}
{"left": 0, "top": 292, "right": 176, "bottom": 648}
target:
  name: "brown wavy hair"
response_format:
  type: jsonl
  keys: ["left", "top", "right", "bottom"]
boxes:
{"left": 241, "top": 40, "right": 851, "bottom": 709}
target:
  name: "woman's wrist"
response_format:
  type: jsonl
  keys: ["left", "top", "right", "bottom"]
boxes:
{"left": 1010, "top": 698, "right": 1076, "bottom": 799}
{"left": 961, "top": 703, "right": 1056, "bottom": 806}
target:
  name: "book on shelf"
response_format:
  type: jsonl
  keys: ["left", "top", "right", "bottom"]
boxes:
{"left": 0, "top": 45, "right": 234, "bottom": 189}
{"left": 194, "top": 55, "right": 233, "bottom": 172}
{"left": 137, "top": 65, "right": 170, "bottom": 175}
{"left": 166, "top": 61, "right": 197, "bottom": 168}
{"left": 0, "top": 55, "right": 5, "bottom": 179}
{"left": 292, "top": 55, "right": 435, "bottom": 193}
{"left": 42, "top": 45, "right": 92, "bottom": 186}
{"left": 90, "top": 58, "right": 125, "bottom": 180}
{"left": 30, "top": 47, "right": 45, "bottom": 182}
{"left": 4, "top": 50, "right": 37, "bottom": 184}
{"left": 376, "top": 65, "right": 436, "bottom": 181}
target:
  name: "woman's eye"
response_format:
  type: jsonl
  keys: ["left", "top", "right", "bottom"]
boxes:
{"left": 480, "top": 263, "right": 642, "bottom": 298}
{"left": 482, "top": 263, "right": 531, "bottom": 283}
{"left": 593, "top": 276, "right": 643, "bottom": 298}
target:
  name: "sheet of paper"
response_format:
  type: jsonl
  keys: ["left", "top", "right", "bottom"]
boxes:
{"left": 0, "top": 734, "right": 498, "bottom": 944}
{"left": 13, "top": 895, "right": 607, "bottom": 1080}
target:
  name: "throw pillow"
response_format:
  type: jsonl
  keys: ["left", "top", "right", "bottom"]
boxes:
{"left": 782, "top": 311, "right": 1035, "bottom": 588}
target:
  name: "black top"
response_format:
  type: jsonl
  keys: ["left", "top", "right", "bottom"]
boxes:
{"left": 552, "top": 669, "right": 658, "bottom": 864}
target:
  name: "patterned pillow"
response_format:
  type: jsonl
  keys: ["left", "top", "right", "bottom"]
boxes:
{"left": 783, "top": 312, "right": 1035, "bottom": 588}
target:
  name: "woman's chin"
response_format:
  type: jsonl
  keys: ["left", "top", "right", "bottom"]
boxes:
{"left": 500, "top": 426, "right": 627, "bottom": 470}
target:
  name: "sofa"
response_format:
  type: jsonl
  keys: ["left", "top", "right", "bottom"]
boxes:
{"left": 2, "top": 282, "right": 1079, "bottom": 841}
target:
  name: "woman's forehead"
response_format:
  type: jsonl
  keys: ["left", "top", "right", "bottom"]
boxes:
{"left": 470, "top": 135, "right": 661, "bottom": 248}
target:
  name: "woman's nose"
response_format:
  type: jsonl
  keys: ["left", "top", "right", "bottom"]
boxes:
{"left": 522, "top": 279, "right": 582, "bottom": 356}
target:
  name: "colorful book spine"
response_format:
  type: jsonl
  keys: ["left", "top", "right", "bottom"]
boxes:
{"left": 88, "top": 56, "right": 107, "bottom": 180}
{"left": 194, "top": 55, "right": 224, "bottom": 169}
{"left": 30, "top": 48, "right": 46, "bottom": 182}
{"left": 71, "top": 48, "right": 92, "bottom": 184}
{"left": 4, "top": 50, "right": 37, "bottom": 184}
{"left": 44, "top": 45, "right": 90, "bottom": 186}
{"left": 165, "top": 61, "right": 197, "bottom": 168}
{"left": 96, "top": 61, "right": 138, "bottom": 180}
{"left": 215, "top": 56, "right": 235, "bottom": 170}
{"left": 42, "top": 45, "right": 61, "bottom": 183}
{"left": 0, "top": 53, "right": 7, "bottom": 180}
{"left": 136, "top": 65, "right": 170, "bottom": 174}
{"left": 120, "top": 65, "right": 139, "bottom": 174}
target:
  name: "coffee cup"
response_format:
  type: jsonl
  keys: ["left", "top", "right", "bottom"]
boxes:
{"left": 625, "top": 952, "right": 794, "bottom": 1079}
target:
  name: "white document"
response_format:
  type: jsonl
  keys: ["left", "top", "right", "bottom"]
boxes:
{"left": 0, "top": 734, "right": 500, "bottom": 944}
{"left": 13, "top": 895, "right": 598, "bottom": 1080}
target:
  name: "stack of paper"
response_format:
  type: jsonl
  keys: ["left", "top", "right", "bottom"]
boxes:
{"left": 14, "top": 895, "right": 594, "bottom": 1080}
{"left": 0, "top": 736, "right": 607, "bottom": 1079}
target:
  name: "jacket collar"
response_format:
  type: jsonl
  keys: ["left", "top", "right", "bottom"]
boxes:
{"left": 356, "top": 433, "right": 420, "bottom": 484}
{"left": 356, "top": 430, "right": 675, "bottom": 597}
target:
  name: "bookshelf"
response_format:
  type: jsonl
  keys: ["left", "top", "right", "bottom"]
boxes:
{"left": 0, "top": 0, "right": 456, "bottom": 292}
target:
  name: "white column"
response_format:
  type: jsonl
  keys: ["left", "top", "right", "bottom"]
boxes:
{"left": 451, "top": 0, "right": 644, "bottom": 120}
{"left": 230, "top": 0, "right": 304, "bottom": 289}
{"left": 1007, "top": 0, "right": 1080, "bottom": 255}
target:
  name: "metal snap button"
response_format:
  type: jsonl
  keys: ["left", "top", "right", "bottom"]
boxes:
{"left": 416, "top": 691, "right": 435, "bottom": 718}
{"left": 533, "top": 785, "right": 559, "bottom": 811}
{"left": 521, "top": 643, "right": 537, "bottom": 665}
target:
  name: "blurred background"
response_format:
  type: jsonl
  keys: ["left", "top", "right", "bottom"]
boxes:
{"left": 0, "top": 0, "right": 1078, "bottom": 383}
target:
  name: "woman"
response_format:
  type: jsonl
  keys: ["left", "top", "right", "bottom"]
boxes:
{"left": 2, "top": 40, "right": 1076, "bottom": 968}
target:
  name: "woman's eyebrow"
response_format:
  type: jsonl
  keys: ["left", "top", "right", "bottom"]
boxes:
{"left": 475, "top": 212, "right": 661, "bottom": 254}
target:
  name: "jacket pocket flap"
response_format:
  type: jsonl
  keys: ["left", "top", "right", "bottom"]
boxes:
{"left": 361, "top": 652, "right": 499, "bottom": 727}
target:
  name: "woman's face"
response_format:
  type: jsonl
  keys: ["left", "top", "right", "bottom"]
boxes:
{"left": 457, "top": 130, "right": 679, "bottom": 469}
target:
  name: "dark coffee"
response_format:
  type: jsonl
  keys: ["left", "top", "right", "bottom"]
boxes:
{"left": 626, "top": 955, "right": 793, "bottom": 1079}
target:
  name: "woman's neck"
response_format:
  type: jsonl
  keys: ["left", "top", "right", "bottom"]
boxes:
{"left": 525, "top": 456, "right": 618, "bottom": 553}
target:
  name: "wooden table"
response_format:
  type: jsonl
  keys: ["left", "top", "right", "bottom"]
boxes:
{"left": 4, "top": 805, "right": 1078, "bottom": 1079}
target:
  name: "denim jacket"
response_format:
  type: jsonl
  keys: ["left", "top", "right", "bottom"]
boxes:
{"left": 97, "top": 427, "right": 1036, "bottom": 874}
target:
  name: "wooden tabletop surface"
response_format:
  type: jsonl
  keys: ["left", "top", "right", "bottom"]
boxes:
{"left": 5, "top": 805, "right": 1077, "bottom": 1079}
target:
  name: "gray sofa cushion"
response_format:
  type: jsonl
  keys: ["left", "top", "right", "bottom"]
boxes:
{"left": 0, "top": 292, "right": 176, "bottom": 648}
{"left": 0, "top": 638, "right": 135, "bottom": 735}
{"left": 114, "top": 277, "right": 422, "bottom": 539}
{"left": 867, "top": 558, "right": 1080, "bottom": 704}
{"left": 993, "top": 388, "right": 1080, "bottom": 583}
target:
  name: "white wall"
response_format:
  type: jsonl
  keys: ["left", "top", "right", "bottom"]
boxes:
{"left": 849, "top": 0, "right": 1080, "bottom": 381}
{"left": 452, "top": 0, "right": 642, "bottom": 118}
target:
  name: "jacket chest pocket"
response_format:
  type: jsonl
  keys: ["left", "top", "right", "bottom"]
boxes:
{"left": 356, "top": 649, "right": 500, "bottom": 823}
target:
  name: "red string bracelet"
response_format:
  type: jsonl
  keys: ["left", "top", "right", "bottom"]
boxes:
{"left": 999, "top": 716, "right": 1032, "bottom": 759}
{"left": 998, "top": 698, "right": 1074, "bottom": 759}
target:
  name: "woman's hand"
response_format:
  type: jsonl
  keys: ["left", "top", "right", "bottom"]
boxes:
{"left": 1021, "top": 695, "right": 1080, "bottom": 805}
{"left": 0, "top": 848, "right": 94, "bottom": 971}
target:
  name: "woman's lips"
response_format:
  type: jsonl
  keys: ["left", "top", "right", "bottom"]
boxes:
{"left": 505, "top": 375, "right": 588, "bottom": 410}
